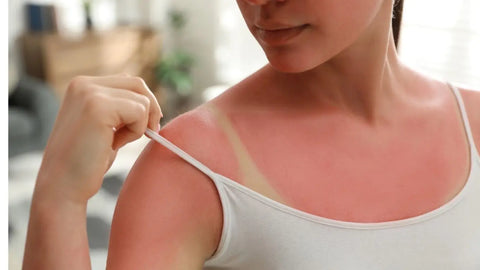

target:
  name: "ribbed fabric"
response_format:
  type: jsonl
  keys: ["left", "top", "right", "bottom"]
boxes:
{"left": 146, "top": 84, "right": 480, "bottom": 269}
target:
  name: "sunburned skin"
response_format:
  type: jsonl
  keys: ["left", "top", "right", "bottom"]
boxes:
{"left": 199, "top": 70, "right": 474, "bottom": 224}
{"left": 106, "top": 72, "right": 480, "bottom": 266}
{"left": 206, "top": 104, "right": 288, "bottom": 205}
{"left": 108, "top": 133, "right": 225, "bottom": 266}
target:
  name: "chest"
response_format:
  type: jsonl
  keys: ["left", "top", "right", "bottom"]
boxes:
{"left": 219, "top": 112, "right": 471, "bottom": 223}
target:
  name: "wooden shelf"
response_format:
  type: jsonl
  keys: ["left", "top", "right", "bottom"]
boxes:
{"left": 21, "top": 26, "right": 162, "bottom": 100}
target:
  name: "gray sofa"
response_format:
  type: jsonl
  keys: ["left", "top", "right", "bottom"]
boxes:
{"left": 8, "top": 76, "right": 59, "bottom": 157}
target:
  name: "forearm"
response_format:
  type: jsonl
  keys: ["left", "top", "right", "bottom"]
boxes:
{"left": 23, "top": 184, "right": 92, "bottom": 270}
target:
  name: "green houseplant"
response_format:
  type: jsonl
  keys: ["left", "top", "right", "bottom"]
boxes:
{"left": 155, "top": 50, "right": 194, "bottom": 97}
{"left": 82, "top": 0, "right": 93, "bottom": 30}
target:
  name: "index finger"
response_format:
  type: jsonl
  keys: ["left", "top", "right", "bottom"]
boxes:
{"left": 87, "top": 75, "right": 163, "bottom": 130}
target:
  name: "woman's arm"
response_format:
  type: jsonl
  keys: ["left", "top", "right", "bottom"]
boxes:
{"left": 23, "top": 91, "right": 223, "bottom": 269}
{"left": 22, "top": 75, "right": 162, "bottom": 269}
{"left": 106, "top": 118, "right": 224, "bottom": 269}
{"left": 23, "top": 186, "right": 91, "bottom": 269}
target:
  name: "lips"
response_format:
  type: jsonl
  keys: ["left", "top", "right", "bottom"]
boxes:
{"left": 255, "top": 24, "right": 309, "bottom": 46}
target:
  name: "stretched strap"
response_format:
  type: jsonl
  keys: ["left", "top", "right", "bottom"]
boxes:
{"left": 145, "top": 128, "right": 216, "bottom": 177}
{"left": 448, "top": 83, "right": 478, "bottom": 157}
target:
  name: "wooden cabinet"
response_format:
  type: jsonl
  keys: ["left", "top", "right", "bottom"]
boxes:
{"left": 21, "top": 27, "right": 161, "bottom": 99}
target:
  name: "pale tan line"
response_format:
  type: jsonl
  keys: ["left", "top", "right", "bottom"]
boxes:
{"left": 205, "top": 103, "right": 287, "bottom": 204}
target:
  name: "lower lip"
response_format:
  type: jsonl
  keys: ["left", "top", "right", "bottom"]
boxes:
{"left": 256, "top": 24, "right": 309, "bottom": 46}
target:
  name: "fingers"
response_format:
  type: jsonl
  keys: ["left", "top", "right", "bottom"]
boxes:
{"left": 92, "top": 75, "right": 163, "bottom": 130}
{"left": 108, "top": 95, "right": 150, "bottom": 150}
{"left": 102, "top": 87, "right": 151, "bottom": 127}
{"left": 75, "top": 75, "right": 163, "bottom": 131}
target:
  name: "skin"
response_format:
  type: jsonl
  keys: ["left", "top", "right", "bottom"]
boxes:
{"left": 23, "top": 0, "right": 480, "bottom": 269}
{"left": 204, "top": 0, "right": 480, "bottom": 223}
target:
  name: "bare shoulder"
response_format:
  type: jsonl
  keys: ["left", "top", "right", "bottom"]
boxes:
{"left": 107, "top": 106, "right": 231, "bottom": 269}
{"left": 160, "top": 104, "right": 239, "bottom": 174}
{"left": 458, "top": 87, "right": 480, "bottom": 154}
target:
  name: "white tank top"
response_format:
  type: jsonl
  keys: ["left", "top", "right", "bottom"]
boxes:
{"left": 145, "top": 85, "right": 480, "bottom": 269}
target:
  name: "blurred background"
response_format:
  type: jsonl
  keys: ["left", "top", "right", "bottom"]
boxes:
{"left": 7, "top": 0, "right": 480, "bottom": 269}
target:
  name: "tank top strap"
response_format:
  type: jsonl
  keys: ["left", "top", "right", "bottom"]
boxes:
{"left": 448, "top": 82, "right": 479, "bottom": 158}
{"left": 145, "top": 128, "right": 217, "bottom": 178}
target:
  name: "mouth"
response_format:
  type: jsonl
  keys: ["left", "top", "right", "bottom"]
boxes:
{"left": 255, "top": 24, "right": 310, "bottom": 46}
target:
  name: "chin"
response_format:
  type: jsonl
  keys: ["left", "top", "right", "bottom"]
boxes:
{"left": 265, "top": 53, "right": 323, "bottom": 74}
{"left": 261, "top": 42, "right": 330, "bottom": 74}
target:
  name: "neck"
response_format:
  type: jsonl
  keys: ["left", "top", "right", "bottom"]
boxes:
{"left": 267, "top": 2, "right": 407, "bottom": 125}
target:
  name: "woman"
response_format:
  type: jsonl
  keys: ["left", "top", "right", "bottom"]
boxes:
{"left": 23, "top": 0, "right": 480, "bottom": 269}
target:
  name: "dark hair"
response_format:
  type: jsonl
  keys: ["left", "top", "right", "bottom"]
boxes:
{"left": 392, "top": 0, "right": 404, "bottom": 48}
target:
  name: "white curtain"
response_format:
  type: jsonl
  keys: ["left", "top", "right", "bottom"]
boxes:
{"left": 399, "top": 0, "right": 480, "bottom": 89}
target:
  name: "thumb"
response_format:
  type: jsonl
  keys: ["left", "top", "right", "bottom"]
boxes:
{"left": 112, "top": 126, "right": 144, "bottom": 150}
{"left": 106, "top": 150, "right": 118, "bottom": 173}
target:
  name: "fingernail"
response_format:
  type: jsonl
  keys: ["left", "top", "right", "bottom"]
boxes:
{"left": 156, "top": 123, "right": 161, "bottom": 132}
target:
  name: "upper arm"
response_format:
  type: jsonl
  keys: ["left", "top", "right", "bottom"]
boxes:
{"left": 459, "top": 88, "right": 480, "bottom": 155}
{"left": 106, "top": 110, "right": 224, "bottom": 269}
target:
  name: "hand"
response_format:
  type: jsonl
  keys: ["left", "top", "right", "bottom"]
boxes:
{"left": 34, "top": 74, "right": 163, "bottom": 204}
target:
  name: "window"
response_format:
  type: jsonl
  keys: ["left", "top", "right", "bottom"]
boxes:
{"left": 399, "top": 0, "right": 480, "bottom": 89}
{"left": 214, "top": 1, "right": 480, "bottom": 89}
